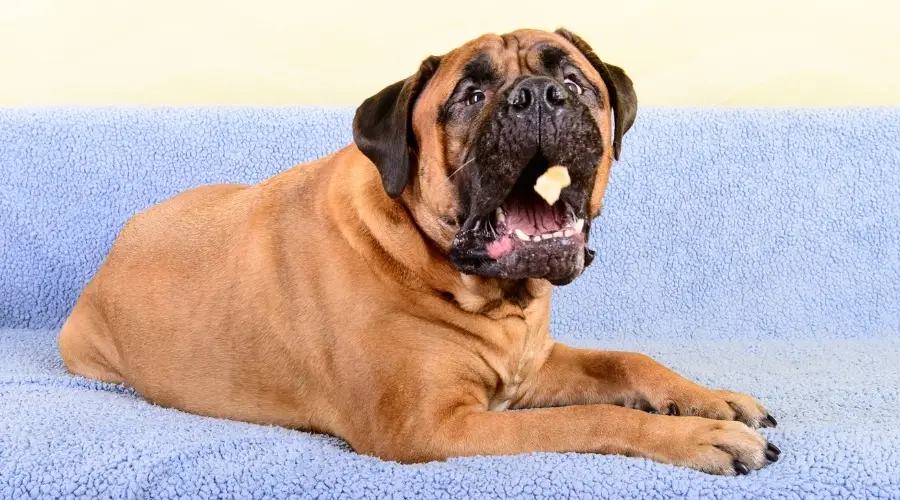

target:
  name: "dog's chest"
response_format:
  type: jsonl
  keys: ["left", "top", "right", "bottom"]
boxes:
{"left": 485, "top": 317, "right": 553, "bottom": 411}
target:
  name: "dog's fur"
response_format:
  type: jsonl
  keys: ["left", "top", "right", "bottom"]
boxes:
{"left": 59, "top": 28, "right": 780, "bottom": 475}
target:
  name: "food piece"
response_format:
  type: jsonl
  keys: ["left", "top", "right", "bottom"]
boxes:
{"left": 534, "top": 166, "right": 571, "bottom": 205}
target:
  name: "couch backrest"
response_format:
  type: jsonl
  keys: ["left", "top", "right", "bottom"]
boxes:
{"left": 1, "top": 107, "right": 897, "bottom": 340}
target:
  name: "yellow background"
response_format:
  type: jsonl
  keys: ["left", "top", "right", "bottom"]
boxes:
{"left": 1, "top": 0, "right": 898, "bottom": 106}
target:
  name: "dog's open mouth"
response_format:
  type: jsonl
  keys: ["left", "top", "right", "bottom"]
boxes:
{"left": 450, "top": 156, "right": 588, "bottom": 284}
{"left": 485, "top": 173, "right": 585, "bottom": 260}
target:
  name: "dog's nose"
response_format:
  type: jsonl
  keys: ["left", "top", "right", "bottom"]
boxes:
{"left": 507, "top": 77, "right": 567, "bottom": 111}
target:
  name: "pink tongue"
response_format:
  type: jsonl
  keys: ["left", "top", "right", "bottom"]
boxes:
{"left": 504, "top": 198, "right": 565, "bottom": 234}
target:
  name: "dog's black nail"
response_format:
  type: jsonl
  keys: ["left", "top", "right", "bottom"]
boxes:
{"left": 767, "top": 443, "right": 781, "bottom": 456}
{"left": 765, "top": 446, "right": 780, "bottom": 462}
{"left": 765, "top": 415, "right": 778, "bottom": 427}
{"left": 667, "top": 402, "right": 679, "bottom": 416}
{"left": 734, "top": 461, "right": 750, "bottom": 475}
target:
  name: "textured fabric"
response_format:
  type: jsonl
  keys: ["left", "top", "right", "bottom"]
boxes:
{"left": 0, "top": 107, "right": 898, "bottom": 498}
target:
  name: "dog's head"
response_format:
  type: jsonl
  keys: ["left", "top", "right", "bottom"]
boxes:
{"left": 353, "top": 28, "right": 637, "bottom": 286}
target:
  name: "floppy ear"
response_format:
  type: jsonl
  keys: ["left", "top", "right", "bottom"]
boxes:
{"left": 555, "top": 28, "right": 638, "bottom": 160}
{"left": 352, "top": 55, "right": 442, "bottom": 198}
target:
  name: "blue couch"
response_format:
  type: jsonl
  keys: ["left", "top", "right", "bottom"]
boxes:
{"left": 1, "top": 107, "right": 898, "bottom": 499}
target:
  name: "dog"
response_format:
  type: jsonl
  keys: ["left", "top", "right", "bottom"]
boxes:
{"left": 59, "top": 28, "right": 780, "bottom": 475}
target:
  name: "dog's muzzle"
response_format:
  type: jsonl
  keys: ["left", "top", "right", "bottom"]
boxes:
{"left": 449, "top": 76, "right": 604, "bottom": 285}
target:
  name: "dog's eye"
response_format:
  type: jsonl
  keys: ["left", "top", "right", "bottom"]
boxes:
{"left": 563, "top": 77, "right": 583, "bottom": 95}
{"left": 466, "top": 90, "right": 485, "bottom": 106}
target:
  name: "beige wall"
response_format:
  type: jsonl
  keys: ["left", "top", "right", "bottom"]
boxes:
{"left": 1, "top": 0, "right": 898, "bottom": 106}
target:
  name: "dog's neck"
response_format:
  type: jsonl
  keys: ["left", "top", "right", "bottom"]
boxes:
{"left": 327, "top": 145, "right": 551, "bottom": 317}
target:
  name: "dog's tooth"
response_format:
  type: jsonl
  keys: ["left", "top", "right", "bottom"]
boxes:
{"left": 563, "top": 229, "right": 575, "bottom": 237}
{"left": 552, "top": 231, "right": 563, "bottom": 238}
{"left": 514, "top": 229, "right": 529, "bottom": 241}
{"left": 532, "top": 235, "right": 542, "bottom": 242}
{"left": 496, "top": 207, "right": 505, "bottom": 223}
{"left": 574, "top": 218, "right": 584, "bottom": 233}
{"left": 542, "top": 233, "right": 553, "bottom": 240}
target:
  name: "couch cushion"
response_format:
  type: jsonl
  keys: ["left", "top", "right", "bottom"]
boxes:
{"left": 2, "top": 329, "right": 898, "bottom": 499}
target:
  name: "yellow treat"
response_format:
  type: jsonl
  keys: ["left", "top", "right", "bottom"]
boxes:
{"left": 534, "top": 166, "right": 571, "bottom": 205}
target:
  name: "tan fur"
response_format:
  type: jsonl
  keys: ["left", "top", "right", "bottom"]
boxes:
{"left": 59, "top": 29, "right": 776, "bottom": 475}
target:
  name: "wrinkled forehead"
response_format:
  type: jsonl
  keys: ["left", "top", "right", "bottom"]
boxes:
{"left": 422, "top": 30, "right": 605, "bottom": 104}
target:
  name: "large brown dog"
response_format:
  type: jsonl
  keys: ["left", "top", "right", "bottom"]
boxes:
{"left": 59, "top": 28, "right": 780, "bottom": 475}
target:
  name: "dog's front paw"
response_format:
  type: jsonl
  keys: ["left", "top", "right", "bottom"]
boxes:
{"left": 654, "top": 388, "right": 777, "bottom": 429}
{"left": 647, "top": 415, "right": 781, "bottom": 475}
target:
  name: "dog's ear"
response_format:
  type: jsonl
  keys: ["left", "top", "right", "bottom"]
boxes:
{"left": 555, "top": 28, "right": 637, "bottom": 160}
{"left": 353, "top": 55, "right": 442, "bottom": 198}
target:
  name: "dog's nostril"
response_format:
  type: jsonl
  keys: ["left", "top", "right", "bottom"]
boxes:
{"left": 546, "top": 83, "right": 566, "bottom": 106}
{"left": 510, "top": 87, "right": 533, "bottom": 109}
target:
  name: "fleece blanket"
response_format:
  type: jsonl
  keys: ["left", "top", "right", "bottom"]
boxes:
{"left": 0, "top": 107, "right": 898, "bottom": 499}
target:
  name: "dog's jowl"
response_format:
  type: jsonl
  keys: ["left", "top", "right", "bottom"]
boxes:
{"left": 59, "top": 28, "right": 780, "bottom": 475}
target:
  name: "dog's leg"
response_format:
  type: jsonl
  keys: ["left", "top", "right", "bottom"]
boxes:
{"left": 516, "top": 343, "right": 777, "bottom": 429}
{"left": 59, "top": 291, "right": 124, "bottom": 385}
{"left": 412, "top": 402, "right": 779, "bottom": 475}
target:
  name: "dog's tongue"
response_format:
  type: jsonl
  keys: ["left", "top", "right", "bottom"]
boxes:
{"left": 504, "top": 198, "right": 567, "bottom": 234}
{"left": 485, "top": 200, "right": 568, "bottom": 259}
